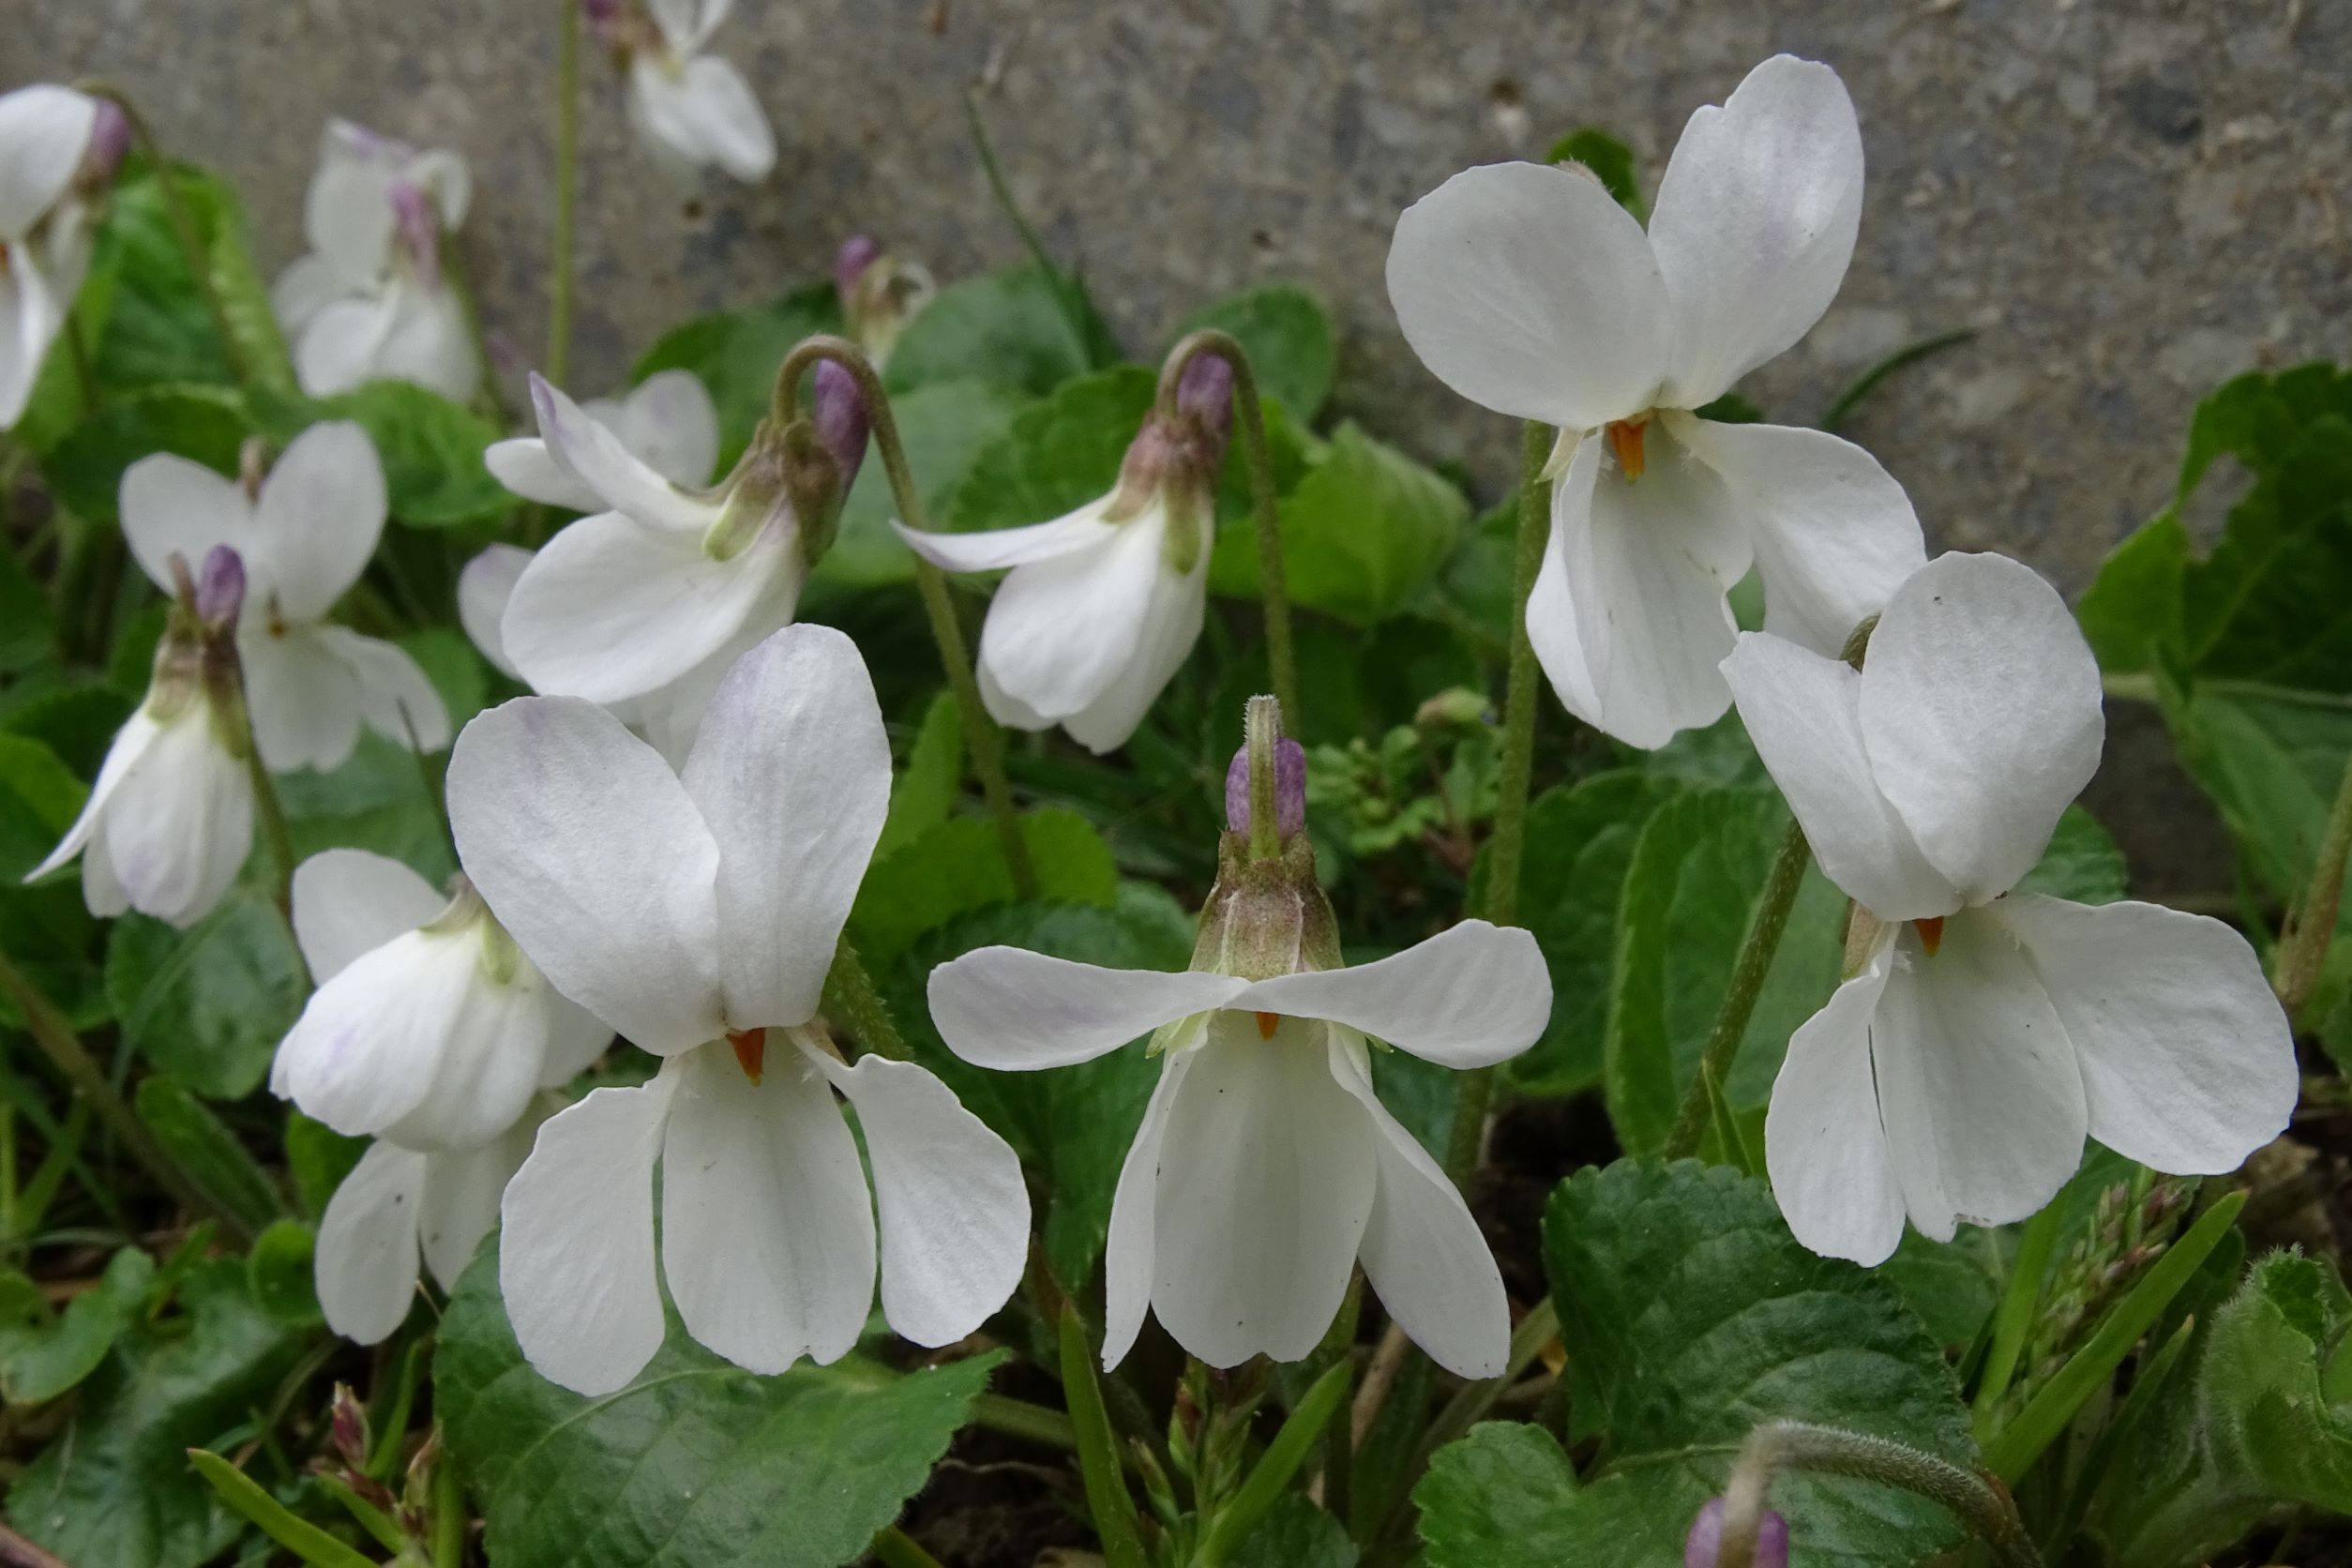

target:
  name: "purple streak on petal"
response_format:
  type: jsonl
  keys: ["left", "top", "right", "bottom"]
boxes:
{"left": 810, "top": 359, "right": 869, "bottom": 489}
{"left": 195, "top": 545, "right": 247, "bottom": 626}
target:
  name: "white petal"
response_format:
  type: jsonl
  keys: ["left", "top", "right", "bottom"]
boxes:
{"left": 978, "top": 509, "right": 1167, "bottom": 722}
{"left": 616, "top": 595, "right": 796, "bottom": 766}
{"left": 1325, "top": 1033, "right": 1509, "bottom": 1379}
{"left": 628, "top": 54, "right": 776, "bottom": 183}
{"left": 502, "top": 507, "right": 791, "bottom": 706}
{"left": 0, "top": 264, "right": 61, "bottom": 430}
{"left": 535, "top": 993, "right": 612, "bottom": 1087}
{"left": 288, "top": 848, "right": 445, "bottom": 984}
{"left": 1103, "top": 1031, "right": 1200, "bottom": 1369}
{"left": 314, "top": 1140, "right": 426, "bottom": 1345}
{"left": 926, "top": 948, "right": 1244, "bottom": 1070}
{"left": 252, "top": 421, "right": 386, "bottom": 621}
{"left": 1648, "top": 55, "right": 1865, "bottom": 408}
{"left": 1545, "top": 421, "right": 1750, "bottom": 748}
{"left": 1860, "top": 553, "right": 2104, "bottom": 904}
{"left": 294, "top": 295, "right": 397, "bottom": 399}
{"left": 660, "top": 1043, "right": 875, "bottom": 1372}
{"left": 530, "top": 374, "right": 712, "bottom": 531}
{"left": 1992, "top": 895, "right": 2297, "bottom": 1174}
{"left": 372, "top": 280, "right": 479, "bottom": 401}
{"left": 458, "top": 544, "right": 533, "bottom": 680}
{"left": 485, "top": 438, "right": 599, "bottom": 511}
{"left": 679, "top": 626, "right": 888, "bottom": 1026}
{"left": 649, "top": 0, "right": 731, "bottom": 52}
{"left": 416, "top": 1118, "right": 535, "bottom": 1289}
{"left": 1671, "top": 415, "right": 1924, "bottom": 657}
{"left": 407, "top": 147, "right": 473, "bottom": 233}
{"left": 499, "top": 1071, "right": 679, "bottom": 1395}
{"left": 1523, "top": 435, "right": 1607, "bottom": 722}
{"left": 447, "top": 696, "right": 725, "bottom": 1054}
{"left": 318, "top": 626, "right": 453, "bottom": 753}
{"left": 241, "top": 627, "right": 365, "bottom": 775}
{"left": 304, "top": 124, "right": 400, "bottom": 289}
{"left": 81, "top": 833, "right": 126, "bottom": 918}
{"left": 0, "top": 86, "right": 98, "bottom": 237}
{"left": 1719, "top": 631, "right": 1957, "bottom": 922}
{"left": 26, "top": 711, "right": 163, "bottom": 884}
{"left": 891, "top": 501, "right": 1119, "bottom": 574}
{"left": 1058, "top": 550, "right": 1207, "bottom": 755}
{"left": 1236, "top": 920, "right": 1551, "bottom": 1069}
{"left": 978, "top": 659, "right": 1053, "bottom": 733}
{"left": 1764, "top": 932, "right": 1906, "bottom": 1264}
{"left": 805, "top": 1040, "right": 1029, "bottom": 1347}
{"left": 614, "top": 369, "right": 721, "bottom": 488}
{"left": 96, "top": 711, "right": 252, "bottom": 928}
{"left": 1871, "top": 911, "right": 2087, "bottom": 1240}
{"left": 119, "top": 452, "right": 249, "bottom": 600}
{"left": 1385, "top": 160, "right": 1670, "bottom": 429}
{"left": 1151, "top": 1015, "right": 1377, "bottom": 1367}
{"left": 271, "top": 254, "right": 345, "bottom": 336}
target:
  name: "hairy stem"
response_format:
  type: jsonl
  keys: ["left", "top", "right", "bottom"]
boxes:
{"left": 822, "top": 939, "right": 909, "bottom": 1061}
{"left": 2274, "top": 744, "right": 2352, "bottom": 1018}
{"left": 1719, "top": 1421, "right": 2042, "bottom": 1568}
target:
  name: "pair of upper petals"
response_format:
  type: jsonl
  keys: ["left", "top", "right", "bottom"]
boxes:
{"left": 626, "top": 0, "right": 776, "bottom": 183}
{"left": 446, "top": 622, "right": 887, "bottom": 1053}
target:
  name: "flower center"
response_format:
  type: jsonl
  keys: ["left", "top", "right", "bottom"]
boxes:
{"left": 1910, "top": 916, "right": 1945, "bottom": 957}
{"left": 729, "top": 1027, "right": 766, "bottom": 1084}
{"left": 1254, "top": 1010, "right": 1280, "bottom": 1041}
{"left": 1606, "top": 417, "right": 1649, "bottom": 481}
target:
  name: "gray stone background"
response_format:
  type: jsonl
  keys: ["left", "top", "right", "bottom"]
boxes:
{"left": 12, "top": 0, "right": 2352, "bottom": 889}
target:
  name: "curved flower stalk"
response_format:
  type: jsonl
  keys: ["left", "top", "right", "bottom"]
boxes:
{"left": 1723, "top": 551, "right": 2296, "bottom": 1265}
{"left": 833, "top": 234, "right": 934, "bottom": 370}
{"left": 494, "top": 368, "right": 867, "bottom": 757}
{"left": 1387, "top": 54, "right": 1924, "bottom": 748}
{"left": 28, "top": 547, "right": 253, "bottom": 927}
{"left": 587, "top": 0, "right": 776, "bottom": 184}
{"left": 483, "top": 366, "right": 718, "bottom": 513}
{"left": 121, "top": 421, "right": 451, "bottom": 773}
{"left": 0, "top": 83, "right": 124, "bottom": 427}
{"left": 446, "top": 624, "right": 1027, "bottom": 1395}
{"left": 927, "top": 700, "right": 1552, "bottom": 1377}
{"left": 272, "top": 119, "right": 476, "bottom": 400}
{"left": 895, "top": 353, "right": 1233, "bottom": 754}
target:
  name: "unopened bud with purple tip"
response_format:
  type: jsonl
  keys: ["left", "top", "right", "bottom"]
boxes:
{"left": 195, "top": 545, "right": 247, "bottom": 630}
{"left": 389, "top": 180, "right": 441, "bottom": 285}
{"left": 329, "top": 1382, "right": 370, "bottom": 1470}
{"left": 78, "top": 98, "right": 130, "bottom": 189}
{"left": 833, "top": 234, "right": 882, "bottom": 307}
{"left": 811, "top": 360, "right": 869, "bottom": 490}
{"left": 1174, "top": 352, "right": 1235, "bottom": 448}
{"left": 1685, "top": 1498, "right": 1788, "bottom": 1568}
{"left": 1225, "top": 736, "right": 1304, "bottom": 843}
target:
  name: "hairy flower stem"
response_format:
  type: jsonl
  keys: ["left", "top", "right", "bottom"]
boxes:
{"left": 546, "top": 0, "right": 580, "bottom": 392}
{"left": 2274, "top": 744, "right": 2352, "bottom": 1018}
{"left": 1440, "top": 419, "right": 1553, "bottom": 1187}
{"left": 822, "top": 939, "right": 909, "bottom": 1061}
{"left": 772, "top": 336, "right": 1036, "bottom": 897}
{"left": 1717, "top": 1422, "right": 2042, "bottom": 1568}
{"left": 0, "top": 949, "right": 238, "bottom": 1239}
{"left": 1160, "top": 329, "right": 1297, "bottom": 726}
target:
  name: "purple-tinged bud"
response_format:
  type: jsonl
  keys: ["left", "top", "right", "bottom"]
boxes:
{"left": 833, "top": 234, "right": 882, "bottom": 308}
{"left": 1174, "top": 351, "right": 1235, "bottom": 453}
{"left": 810, "top": 360, "right": 870, "bottom": 490}
{"left": 195, "top": 545, "right": 247, "bottom": 629}
{"left": 1225, "top": 736, "right": 1305, "bottom": 842}
{"left": 329, "top": 1382, "right": 370, "bottom": 1470}
{"left": 1685, "top": 1498, "right": 1788, "bottom": 1568}
{"left": 389, "top": 180, "right": 441, "bottom": 285}
{"left": 79, "top": 98, "right": 130, "bottom": 188}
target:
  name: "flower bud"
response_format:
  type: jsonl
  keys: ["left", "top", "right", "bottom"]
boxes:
{"left": 79, "top": 98, "right": 130, "bottom": 190}
{"left": 1173, "top": 351, "right": 1235, "bottom": 447}
{"left": 1685, "top": 1497, "right": 1788, "bottom": 1568}
{"left": 834, "top": 236, "right": 934, "bottom": 366}
{"left": 389, "top": 180, "right": 441, "bottom": 285}
{"left": 832, "top": 234, "right": 882, "bottom": 304}
{"left": 194, "top": 545, "right": 247, "bottom": 631}
{"left": 329, "top": 1382, "right": 370, "bottom": 1470}
{"left": 811, "top": 360, "right": 869, "bottom": 490}
{"left": 1224, "top": 737, "right": 1304, "bottom": 842}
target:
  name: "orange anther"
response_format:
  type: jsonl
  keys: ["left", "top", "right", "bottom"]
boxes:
{"left": 1911, "top": 916, "right": 1945, "bottom": 957}
{"left": 729, "top": 1027, "right": 767, "bottom": 1084}
{"left": 1255, "top": 1011, "right": 1280, "bottom": 1041}
{"left": 1605, "top": 418, "right": 1648, "bottom": 480}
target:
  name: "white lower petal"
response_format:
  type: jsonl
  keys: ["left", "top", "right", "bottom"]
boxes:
{"left": 1059, "top": 549, "right": 1207, "bottom": 755}
{"left": 1765, "top": 932, "right": 1906, "bottom": 1264}
{"left": 977, "top": 509, "right": 1168, "bottom": 723}
{"left": 241, "top": 626, "right": 364, "bottom": 774}
{"left": 97, "top": 712, "right": 252, "bottom": 929}
{"left": 499, "top": 1068, "right": 680, "bottom": 1395}
{"left": 978, "top": 659, "right": 1052, "bottom": 732}
{"left": 459, "top": 545, "right": 534, "bottom": 681}
{"left": 1151, "top": 1014, "right": 1377, "bottom": 1367}
{"left": 81, "top": 833, "right": 127, "bottom": 918}
{"left": 271, "top": 253, "right": 345, "bottom": 336}
{"left": 1871, "top": 911, "right": 2088, "bottom": 1240}
{"left": 1325, "top": 1032, "right": 1509, "bottom": 1379}
{"left": 1103, "top": 1021, "right": 1203, "bottom": 1370}
{"left": 0, "top": 260, "right": 62, "bottom": 431}
{"left": 1993, "top": 895, "right": 2297, "bottom": 1174}
{"left": 319, "top": 626, "right": 453, "bottom": 753}
{"left": 660, "top": 1043, "right": 876, "bottom": 1373}
{"left": 315, "top": 1140, "right": 427, "bottom": 1345}
{"left": 804, "top": 1038, "right": 1029, "bottom": 1348}
{"left": 416, "top": 1116, "right": 538, "bottom": 1288}
{"left": 294, "top": 294, "right": 396, "bottom": 399}
{"left": 373, "top": 280, "right": 479, "bottom": 401}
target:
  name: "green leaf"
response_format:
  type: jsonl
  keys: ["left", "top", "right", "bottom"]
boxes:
{"left": 0, "top": 1246, "right": 156, "bottom": 1405}
{"left": 247, "top": 380, "right": 509, "bottom": 528}
{"left": 1877, "top": 1229, "right": 2002, "bottom": 1353}
{"left": 875, "top": 692, "right": 963, "bottom": 861}
{"left": 284, "top": 1112, "right": 368, "bottom": 1220}
{"left": 1169, "top": 283, "right": 1337, "bottom": 423}
{"left": 2015, "top": 804, "right": 2129, "bottom": 903}
{"left": 107, "top": 889, "right": 309, "bottom": 1100}
{"left": 634, "top": 280, "right": 841, "bottom": 472}
{"left": 817, "top": 377, "right": 1027, "bottom": 588}
{"left": 88, "top": 160, "right": 293, "bottom": 397}
{"left": 1545, "top": 128, "right": 1645, "bottom": 218}
{"left": 850, "top": 807, "right": 1118, "bottom": 964}
{"left": 885, "top": 264, "right": 1105, "bottom": 398}
{"left": 2163, "top": 681, "right": 2352, "bottom": 909}
{"left": 3, "top": 680, "right": 135, "bottom": 777}
{"left": 436, "top": 1244, "right": 1003, "bottom": 1568}
{"left": 943, "top": 365, "right": 1154, "bottom": 536}
{"left": 0, "top": 543, "right": 54, "bottom": 673}
{"left": 6, "top": 1259, "right": 308, "bottom": 1568}
{"left": 245, "top": 1220, "right": 323, "bottom": 1326}
{"left": 135, "top": 1078, "right": 286, "bottom": 1235}
{"left": 1230, "top": 1495, "right": 1355, "bottom": 1568}
{"left": 40, "top": 383, "right": 252, "bottom": 523}
{"left": 277, "top": 726, "right": 458, "bottom": 884}
{"left": 186, "top": 1450, "right": 375, "bottom": 1568}
{"left": 0, "top": 731, "right": 104, "bottom": 1031}
{"left": 1210, "top": 421, "right": 1469, "bottom": 627}
{"left": 1458, "top": 1158, "right": 1977, "bottom": 1566}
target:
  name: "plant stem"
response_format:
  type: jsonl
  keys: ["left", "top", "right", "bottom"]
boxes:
{"left": 970, "top": 1393, "right": 1078, "bottom": 1453}
{"left": 2274, "top": 744, "right": 2352, "bottom": 1018}
{"left": 1160, "top": 329, "right": 1296, "bottom": 725}
{"left": 0, "top": 950, "right": 224, "bottom": 1234}
{"left": 1440, "top": 419, "right": 1553, "bottom": 1187}
{"left": 546, "top": 0, "right": 580, "bottom": 391}
{"left": 430, "top": 1443, "right": 467, "bottom": 1568}
{"left": 1972, "top": 1202, "right": 2062, "bottom": 1438}
{"left": 1718, "top": 1421, "right": 2042, "bottom": 1568}
{"left": 869, "top": 1528, "right": 946, "bottom": 1568}
{"left": 1058, "top": 1304, "right": 1151, "bottom": 1568}
{"left": 772, "top": 336, "right": 1034, "bottom": 897}
{"left": 1368, "top": 1295, "right": 1559, "bottom": 1559}
{"left": 1660, "top": 817, "right": 1811, "bottom": 1160}
{"left": 821, "top": 939, "right": 908, "bottom": 1061}
{"left": 1817, "top": 328, "right": 1976, "bottom": 433}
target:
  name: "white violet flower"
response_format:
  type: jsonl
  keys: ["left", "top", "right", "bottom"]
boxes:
{"left": 272, "top": 848, "right": 611, "bottom": 1153}
{"left": 446, "top": 624, "right": 1028, "bottom": 1395}
{"left": 272, "top": 119, "right": 477, "bottom": 400}
{"left": 1387, "top": 53, "right": 1924, "bottom": 748}
{"left": 1723, "top": 550, "right": 2298, "bottom": 1265}
{"left": 895, "top": 354, "right": 1232, "bottom": 755}
{"left": 587, "top": 0, "right": 776, "bottom": 185}
{"left": 121, "top": 421, "right": 451, "bottom": 773}
{"left": 0, "top": 83, "right": 124, "bottom": 429}
{"left": 484, "top": 367, "right": 719, "bottom": 514}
